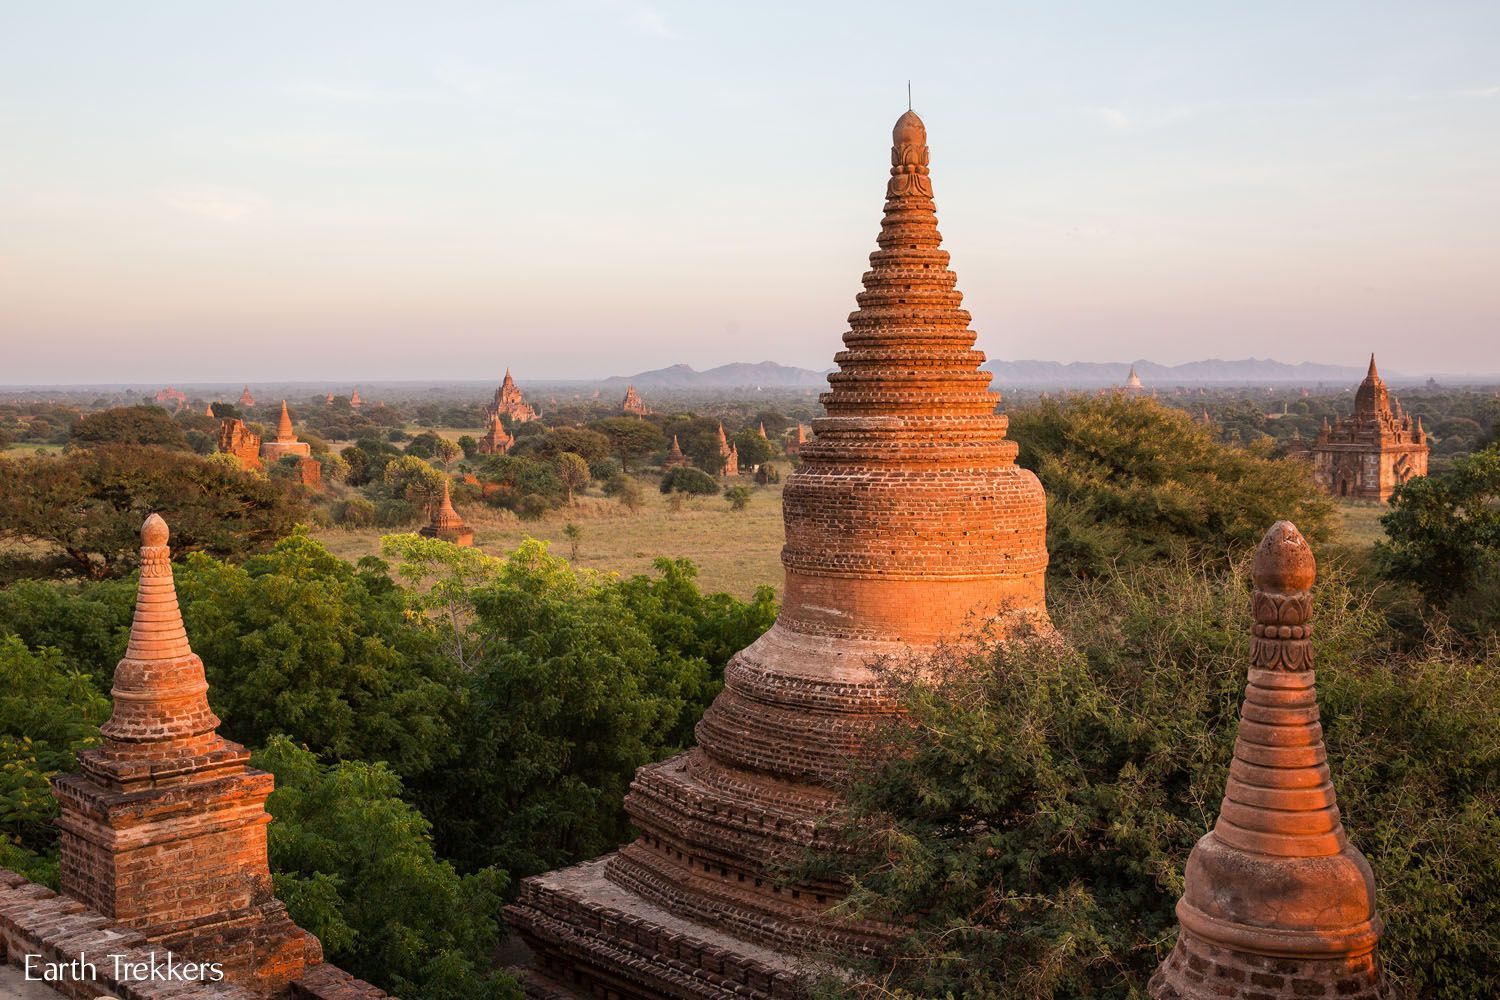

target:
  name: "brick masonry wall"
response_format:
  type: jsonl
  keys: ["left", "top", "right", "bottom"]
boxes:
{"left": 1, "top": 868, "right": 391, "bottom": 1000}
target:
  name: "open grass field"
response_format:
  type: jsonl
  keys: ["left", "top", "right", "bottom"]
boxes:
{"left": 1331, "top": 501, "right": 1389, "bottom": 551}
{"left": 314, "top": 479, "right": 787, "bottom": 600}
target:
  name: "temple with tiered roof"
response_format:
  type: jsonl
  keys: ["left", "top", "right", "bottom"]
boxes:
{"left": 505, "top": 106, "right": 1049, "bottom": 999}
{"left": 486, "top": 369, "right": 538, "bottom": 424}
{"left": 1311, "top": 355, "right": 1427, "bottom": 500}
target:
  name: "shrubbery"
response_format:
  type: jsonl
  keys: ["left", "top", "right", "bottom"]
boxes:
{"left": 1011, "top": 396, "right": 1334, "bottom": 577}
{"left": 815, "top": 561, "right": 1499, "bottom": 999}
{"left": 661, "top": 466, "right": 718, "bottom": 495}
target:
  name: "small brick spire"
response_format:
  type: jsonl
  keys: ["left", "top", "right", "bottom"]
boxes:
{"left": 419, "top": 479, "right": 474, "bottom": 546}
{"left": 1149, "top": 521, "right": 1390, "bottom": 999}
{"left": 275, "top": 400, "right": 295, "bottom": 441}
{"left": 98, "top": 514, "right": 220, "bottom": 749}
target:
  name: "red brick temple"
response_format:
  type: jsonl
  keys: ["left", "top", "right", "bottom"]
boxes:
{"left": 260, "top": 401, "right": 312, "bottom": 462}
{"left": 478, "top": 413, "right": 515, "bottom": 455}
{"left": 6, "top": 515, "right": 392, "bottom": 998}
{"left": 1310, "top": 355, "right": 1427, "bottom": 500}
{"left": 238, "top": 385, "right": 256, "bottom": 408}
{"left": 716, "top": 424, "right": 739, "bottom": 478}
{"left": 486, "top": 368, "right": 538, "bottom": 424}
{"left": 419, "top": 479, "right": 475, "bottom": 547}
{"left": 217, "top": 418, "right": 263, "bottom": 470}
{"left": 621, "top": 384, "right": 651, "bottom": 417}
{"left": 663, "top": 434, "right": 689, "bottom": 468}
{"left": 505, "top": 107, "right": 1050, "bottom": 998}
{"left": 1150, "top": 522, "right": 1391, "bottom": 999}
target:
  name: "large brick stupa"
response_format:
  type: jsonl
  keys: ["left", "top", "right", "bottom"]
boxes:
{"left": 506, "top": 107, "right": 1049, "bottom": 998}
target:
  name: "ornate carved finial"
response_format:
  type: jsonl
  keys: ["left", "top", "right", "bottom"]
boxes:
{"left": 1149, "top": 520, "right": 1389, "bottom": 999}
{"left": 141, "top": 511, "right": 169, "bottom": 547}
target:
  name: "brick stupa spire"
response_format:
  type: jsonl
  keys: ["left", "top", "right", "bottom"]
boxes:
{"left": 51, "top": 515, "right": 320, "bottom": 994}
{"left": 1150, "top": 521, "right": 1390, "bottom": 1000}
{"left": 507, "top": 107, "right": 1048, "bottom": 998}
{"left": 261, "top": 400, "right": 311, "bottom": 461}
{"left": 664, "top": 433, "right": 688, "bottom": 468}
{"left": 418, "top": 479, "right": 474, "bottom": 546}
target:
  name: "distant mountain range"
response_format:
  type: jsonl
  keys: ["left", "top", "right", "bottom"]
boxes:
{"left": 603, "top": 357, "right": 1392, "bottom": 389}
{"left": 984, "top": 358, "right": 1383, "bottom": 386}
{"left": 600, "top": 362, "right": 828, "bottom": 389}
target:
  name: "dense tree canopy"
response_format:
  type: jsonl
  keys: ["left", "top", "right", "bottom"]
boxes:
{"left": 0, "top": 445, "right": 306, "bottom": 578}
{"left": 1011, "top": 396, "right": 1333, "bottom": 577}
{"left": 0, "top": 637, "right": 109, "bottom": 883}
{"left": 70, "top": 405, "right": 190, "bottom": 450}
{"left": 1378, "top": 444, "right": 1500, "bottom": 609}
{"left": 256, "top": 737, "right": 518, "bottom": 1000}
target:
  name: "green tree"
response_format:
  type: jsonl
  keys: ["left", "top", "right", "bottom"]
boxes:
{"left": 554, "top": 452, "right": 590, "bottom": 504}
{"left": 0, "top": 637, "right": 110, "bottom": 884}
{"left": 430, "top": 541, "right": 711, "bottom": 877}
{"left": 563, "top": 522, "right": 583, "bottom": 561}
{"left": 732, "top": 428, "right": 773, "bottom": 467}
{"left": 405, "top": 431, "right": 461, "bottom": 465}
{"left": 589, "top": 418, "right": 666, "bottom": 471}
{"left": 602, "top": 473, "right": 644, "bottom": 512}
{"left": 255, "top": 737, "right": 518, "bottom": 1000}
{"left": 521, "top": 427, "right": 614, "bottom": 465}
{"left": 1377, "top": 445, "right": 1500, "bottom": 607}
{"left": 660, "top": 466, "right": 718, "bottom": 496}
{"left": 381, "top": 454, "right": 446, "bottom": 503}
{"left": 1011, "top": 396, "right": 1333, "bottom": 578}
{"left": 70, "top": 405, "right": 190, "bottom": 450}
{"left": 723, "top": 485, "right": 753, "bottom": 511}
{"left": 457, "top": 434, "right": 479, "bottom": 460}
{"left": 817, "top": 562, "right": 1500, "bottom": 999}
{"left": 174, "top": 533, "right": 464, "bottom": 784}
{"left": 0, "top": 445, "right": 306, "bottom": 579}
{"left": 381, "top": 533, "right": 503, "bottom": 671}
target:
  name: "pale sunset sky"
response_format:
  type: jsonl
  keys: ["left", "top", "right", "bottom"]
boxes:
{"left": 2, "top": 1, "right": 1497, "bottom": 383}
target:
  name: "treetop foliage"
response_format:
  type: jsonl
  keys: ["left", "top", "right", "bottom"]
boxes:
{"left": 1012, "top": 395, "right": 1334, "bottom": 577}
{"left": 0, "top": 445, "right": 306, "bottom": 579}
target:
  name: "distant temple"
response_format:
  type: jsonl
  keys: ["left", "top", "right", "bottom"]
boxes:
{"left": 349, "top": 389, "right": 364, "bottom": 409}
{"left": 485, "top": 369, "right": 538, "bottom": 424}
{"left": 717, "top": 423, "right": 739, "bottom": 477}
{"left": 238, "top": 385, "right": 255, "bottom": 408}
{"left": 621, "top": 384, "right": 651, "bottom": 417}
{"left": 260, "top": 401, "right": 312, "bottom": 462}
{"left": 663, "top": 434, "right": 689, "bottom": 468}
{"left": 419, "top": 480, "right": 474, "bottom": 546}
{"left": 784, "top": 423, "right": 808, "bottom": 456}
{"left": 217, "top": 418, "right": 262, "bottom": 470}
{"left": 1122, "top": 364, "right": 1145, "bottom": 395}
{"left": 477, "top": 413, "right": 514, "bottom": 455}
{"left": 1310, "top": 355, "right": 1427, "bottom": 501}
{"left": 154, "top": 386, "right": 188, "bottom": 409}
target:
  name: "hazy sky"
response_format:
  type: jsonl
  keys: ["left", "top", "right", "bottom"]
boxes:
{"left": 3, "top": 1, "right": 1498, "bottom": 383}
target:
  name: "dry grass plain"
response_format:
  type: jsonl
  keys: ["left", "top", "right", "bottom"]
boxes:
{"left": 314, "top": 479, "right": 787, "bottom": 600}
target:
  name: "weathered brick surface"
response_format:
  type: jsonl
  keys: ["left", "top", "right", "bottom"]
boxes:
{"left": 1148, "top": 524, "right": 1393, "bottom": 1000}
{"left": 0, "top": 865, "right": 258, "bottom": 999}
{"left": 46, "top": 516, "right": 322, "bottom": 997}
{"left": 217, "top": 419, "right": 262, "bottom": 471}
{"left": 507, "top": 109, "right": 1050, "bottom": 998}
{"left": 1309, "top": 356, "right": 1427, "bottom": 501}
